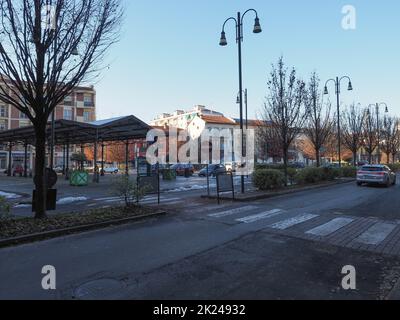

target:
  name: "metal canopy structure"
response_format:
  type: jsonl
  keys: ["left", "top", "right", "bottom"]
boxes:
{"left": 0, "top": 115, "right": 151, "bottom": 145}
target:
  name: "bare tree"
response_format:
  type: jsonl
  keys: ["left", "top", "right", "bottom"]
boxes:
{"left": 304, "top": 72, "right": 334, "bottom": 167}
{"left": 381, "top": 116, "right": 400, "bottom": 164}
{"left": 260, "top": 57, "right": 306, "bottom": 184}
{"left": 0, "top": 0, "right": 122, "bottom": 218}
{"left": 362, "top": 108, "right": 379, "bottom": 164}
{"left": 342, "top": 104, "right": 365, "bottom": 166}
{"left": 390, "top": 122, "right": 400, "bottom": 164}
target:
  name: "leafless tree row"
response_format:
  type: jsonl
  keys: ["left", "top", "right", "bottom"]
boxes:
{"left": 259, "top": 57, "right": 400, "bottom": 179}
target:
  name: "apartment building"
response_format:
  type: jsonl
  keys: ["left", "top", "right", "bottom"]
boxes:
{"left": 0, "top": 84, "right": 96, "bottom": 171}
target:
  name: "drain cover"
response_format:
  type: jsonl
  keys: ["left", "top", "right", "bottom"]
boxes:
{"left": 73, "top": 279, "right": 125, "bottom": 300}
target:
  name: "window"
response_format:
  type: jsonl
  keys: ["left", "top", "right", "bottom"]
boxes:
{"left": 83, "top": 111, "right": 91, "bottom": 122}
{"left": 19, "top": 120, "right": 31, "bottom": 128}
{"left": 20, "top": 112, "right": 29, "bottom": 119}
{"left": 84, "top": 95, "right": 93, "bottom": 107}
{"left": 0, "top": 120, "right": 7, "bottom": 131}
{"left": 0, "top": 105, "right": 7, "bottom": 118}
{"left": 64, "top": 95, "right": 73, "bottom": 106}
{"left": 64, "top": 109, "right": 73, "bottom": 120}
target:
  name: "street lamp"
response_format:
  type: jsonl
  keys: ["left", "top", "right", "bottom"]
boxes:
{"left": 324, "top": 76, "right": 353, "bottom": 168}
{"left": 368, "top": 102, "right": 389, "bottom": 164}
{"left": 219, "top": 9, "right": 262, "bottom": 193}
{"left": 236, "top": 89, "right": 248, "bottom": 129}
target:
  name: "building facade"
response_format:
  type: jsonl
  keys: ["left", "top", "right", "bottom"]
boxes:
{"left": 0, "top": 84, "right": 96, "bottom": 171}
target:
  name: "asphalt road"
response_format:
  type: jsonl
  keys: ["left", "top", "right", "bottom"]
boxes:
{"left": 1, "top": 180, "right": 400, "bottom": 300}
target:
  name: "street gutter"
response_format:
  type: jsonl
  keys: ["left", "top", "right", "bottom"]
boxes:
{"left": 0, "top": 210, "right": 167, "bottom": 249}
{"left": 201, "top": 179, "right": 356, "bottom": 202}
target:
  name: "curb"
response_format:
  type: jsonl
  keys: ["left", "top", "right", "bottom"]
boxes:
{"left": 0, "top": 211, "right": 167, "bottom": 249}
{"left": 201, "top": 179, "right": 355, "bottom": 202}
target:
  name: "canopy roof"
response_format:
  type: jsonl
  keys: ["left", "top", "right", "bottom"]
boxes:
{"left": 0, "top": 115, "right": 151, "bottom": 145}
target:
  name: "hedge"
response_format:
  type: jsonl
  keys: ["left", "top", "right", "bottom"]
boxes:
{"left": 253, "top": 169, "right": 286, "bottom": 191}
{"left": 387, "top": 163, "right": 400, "bottom": 172}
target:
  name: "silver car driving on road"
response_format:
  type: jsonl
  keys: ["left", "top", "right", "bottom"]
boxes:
{"left": 357, "top": 165, "right": 397, "bottom": 187}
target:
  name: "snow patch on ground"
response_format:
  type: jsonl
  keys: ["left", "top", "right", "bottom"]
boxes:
{"left": 0, "top": 191, "right": 21, "bottom": 199}
{"left": 14, "top": 204, "right": 31, "bottom": 208}
{"left": 57, "top": 197, "right": 88, "bottom": 205}
{"left": 166, "top": 185, "right": 215, "bottom": 193}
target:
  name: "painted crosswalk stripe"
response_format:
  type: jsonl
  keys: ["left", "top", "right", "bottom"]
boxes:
{"left": 356, "top": 222, "right": 397, "bottom": 245}
{"left": 306, "top": 218, "right": 354, "bottom": 237}
{"left": 236, "top": 209, "right": 284, "bottom": 224}
{"left": 208, "top": 206, "right": 259, "bottom": 218}
{"left": 270, "top": 214, "right": 318, "bottom": 230}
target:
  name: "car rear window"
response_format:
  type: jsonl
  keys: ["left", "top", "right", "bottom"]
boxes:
{"left": 361, "top": 167, "right": 384, "bottom": 172}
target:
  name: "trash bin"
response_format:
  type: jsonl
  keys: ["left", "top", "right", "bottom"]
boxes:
{"left": 184, "top": 168, "right": 190, "bottom": 178}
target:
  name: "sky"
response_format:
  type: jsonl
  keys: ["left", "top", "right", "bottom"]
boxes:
{"left": 94, "top": 0, "right": 400, "bottom": 123}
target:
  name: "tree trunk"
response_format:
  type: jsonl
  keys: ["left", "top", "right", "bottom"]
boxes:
{"left": 34, "top": 122, "right": 48, "bottom": 219}
{"left": 353, "top": 152, "right": 357, "bottom": 167}
{"left": 283, "top": 147, "right": 288, "bottom": 187}
{"left": 386, "top": 152, "right": 390, "bottom": 165}
{"left": 315, "top": 149, "right": 320, "bottom": 168}
{"left": 368, "top": 152, "right": 373, "bottom": 164}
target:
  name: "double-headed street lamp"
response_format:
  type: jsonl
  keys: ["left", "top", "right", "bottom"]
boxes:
{"left": 367, "top": 102, "right": 389, "bottom": 164}
{"left": 219, "top": 9, "right": 262, "bottom": 193}
{"left": 324, "top": 76, "right": 353, "bottom": 168}
{"left": 236, "top": 89, "right": 248, "bottom": 129}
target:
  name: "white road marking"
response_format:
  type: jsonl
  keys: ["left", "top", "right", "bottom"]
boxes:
{"left": 270, "top": 214, "right": 319, "bottom": 230}
{"left": 208, "top": 206, "right": 259, "bottom": 218}
{"left": 306, "top": 218, "right": 354, "bottom": 237}
{"left": 356, "top": 222, "right": 397, "bottom": 245}
{"left": 236, "top": 209, "right": 284, "bottom": 224}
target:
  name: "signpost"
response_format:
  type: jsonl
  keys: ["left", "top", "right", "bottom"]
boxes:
{"left": 216, "top": 172, "right": 235, "bottom": 204}
{"left": 137, "top": 162, "right": 160, "bottom": 204}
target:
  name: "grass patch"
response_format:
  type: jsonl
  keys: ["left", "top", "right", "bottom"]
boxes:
{"left": 0, "top": 206, "right": 154, "bottom": 240}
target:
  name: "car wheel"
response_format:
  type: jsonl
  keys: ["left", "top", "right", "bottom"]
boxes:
{"left": 357, "top": 182, "right": 362, "bottom": 187}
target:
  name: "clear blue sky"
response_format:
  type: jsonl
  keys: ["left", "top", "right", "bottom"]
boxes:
{"left": 94, "top": 0, "right": 400, "bottom": 123}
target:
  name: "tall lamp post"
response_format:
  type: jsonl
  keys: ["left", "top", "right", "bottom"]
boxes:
{"left": 236, "top": 89, "right": 248, "bottom": 129}
{"left": 324, "top": 76, "right": 353, "bottom": 168}
{"left": 368, "top": 102, "right": 389, "bottom": 164}
{"left": 219, "top": 9, "right": 262, "bottom": 193}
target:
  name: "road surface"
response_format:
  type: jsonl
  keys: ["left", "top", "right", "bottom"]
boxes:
{"left": 1, "top": 181, "right": 400, "bottom": 299}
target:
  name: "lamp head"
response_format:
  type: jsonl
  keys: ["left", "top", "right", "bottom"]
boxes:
{"left": 219, "top": 31, "right": 227, "bottom": 46}
{"left": 253, "top": 17, "right": 262, "bottom": 34}
{"left": 348, "top": 81, "right": 353, "bottom": 91}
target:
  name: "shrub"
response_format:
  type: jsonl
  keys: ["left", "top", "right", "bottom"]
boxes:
{"left": 111, "top": 176, "right": 147, "bottom": 207}
{"left": 339, "top": 166, "right": 357, "bottom": 178}
{"left": 253, "top": 169, "right": 286, "bottom": 191}
{"left": 287, "top": 167, "right": 298, "bottom": 184}
{"left": 0, "top": 196, "right": 11, "bottom": 221}
{"left": 295, "top": 167, "right": 339, "bottom": 185}
{"left": 387, "top": 163, "right": 400, "bottom": 172}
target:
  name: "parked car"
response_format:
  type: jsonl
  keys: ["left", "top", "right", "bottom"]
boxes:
{"left": 357, "top": 165, "right": 396, "bottom": 187}
{"left": 198, "top": 164, "right": 227, "bottom": 177}
{"left": 224, "top": 162, "right": 239, "bottom": 172}
{"left": 103, "top": 167, "right": 119, "bottom": 174}
{"left": 53, "top": 166, "right": 64, "bottom": 174}
{"left": 170, "top": 164, "right": 194, "bottom": 177}
{"left": 12, "top": 164, "right": 24, "bottom": 177}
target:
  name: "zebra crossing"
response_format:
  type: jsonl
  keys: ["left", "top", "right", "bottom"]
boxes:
{"left": 201, "top": 203, "right": 400, "bottom": 255}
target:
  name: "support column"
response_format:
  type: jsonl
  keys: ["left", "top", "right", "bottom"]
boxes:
{"left": 24, "top": 142, "right": 28, "bottom": 178}
{"left": 125, "top": 140, "right": 129, "bottom": 176}
{"left": 65, "top": 140, "right": 70, "bottom": 180}
{"left": 93, "top": 131, "right": 99, "bottom": 183}
{"left": 80, "top": 145, "right": 85, "bottom": 170}
{"left": 7, "top": 142, "right": 12, "bottom": 177}
{"left": 62, "top": 144, "right": 66, "bottom": 175}
{"left": 101, "top": 143, "right": 105, "bottom": 176}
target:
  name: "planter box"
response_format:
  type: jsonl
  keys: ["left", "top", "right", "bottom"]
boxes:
{"left": 70, "top": 171, "right": 89, "bottom": 186}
